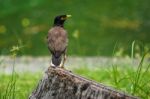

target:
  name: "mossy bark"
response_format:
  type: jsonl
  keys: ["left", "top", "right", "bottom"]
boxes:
{"left": 29, "top": 67, "right": 139, "bottom": 99}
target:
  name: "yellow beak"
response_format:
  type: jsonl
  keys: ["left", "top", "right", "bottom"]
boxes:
{"left": 66, "top": 15, "right": 72, "bottom": 18}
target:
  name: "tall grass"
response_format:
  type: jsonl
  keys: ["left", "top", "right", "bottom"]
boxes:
{"left": 2, "top": 56, "right": 17, "bottom": 99}
{"left": 74, "top": 56, "right": 150, "bottom": 98}
{"left": 1, "top": 44, "right": 22, "bottom": 99}
{"left": 110, "top": 41, "right": 150, "bottom": 98}
{"left": 131, "top": 40, "right": 136, "bottom": 60}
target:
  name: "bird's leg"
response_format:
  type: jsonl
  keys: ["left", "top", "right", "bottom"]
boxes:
{"left": 60, "top": 53, "right": 67, "bottom": 68}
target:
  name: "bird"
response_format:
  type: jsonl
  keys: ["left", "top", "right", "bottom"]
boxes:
{"left": 47, "top": 14, "right": 71, "bottom": 68}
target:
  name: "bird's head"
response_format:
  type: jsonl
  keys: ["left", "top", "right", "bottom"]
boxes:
{"left": 53, "top": 15, "right": 71, "bottom": 27}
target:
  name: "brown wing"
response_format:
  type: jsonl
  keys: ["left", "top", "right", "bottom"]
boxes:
{"left": 47, "top": 26, "right": 68, "bottom": 55}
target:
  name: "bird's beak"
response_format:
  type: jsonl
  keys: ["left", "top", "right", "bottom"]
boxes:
{"left": 61, "top": 15, "right": 72, "bottom": 20}
{"left": 66, "top": 15, "right": 72, "bottom": 18}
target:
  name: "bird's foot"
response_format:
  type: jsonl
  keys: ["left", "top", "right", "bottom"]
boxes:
{"left": 51, "top": 65, "right": 56, "bottom": 68}
{"left": 59, "top": 65, "right": 64, "bottom": 69}
{"left": 50, "top": 62, "right": 56, "bottom": 68}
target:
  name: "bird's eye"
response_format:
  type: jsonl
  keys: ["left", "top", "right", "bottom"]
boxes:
{"left": 61, "top": 17, "right": 66, "bottom": 20}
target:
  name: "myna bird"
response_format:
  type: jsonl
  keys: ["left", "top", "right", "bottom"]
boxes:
{"left": 47, "top": 15, "right": 71, "bottom": 68}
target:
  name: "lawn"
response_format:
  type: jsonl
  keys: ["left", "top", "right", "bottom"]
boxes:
{"left": 0, "top": 61, "right": 150, "bottom": 99}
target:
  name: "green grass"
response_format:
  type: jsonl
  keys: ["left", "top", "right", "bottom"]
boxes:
{"left": 0, "top": 41, "right": 149, "bottom": 98}
{"left": 0, "top": 0, "right": 150, "bottom": 56}
{"left": 0, "top": 73, "right": 42, "bottom": 99}
{"left": 75, "top": 64, "right": 150, "bottom": 99}
{"left": 0, "top": 62, "right": 149, "bottom": 99}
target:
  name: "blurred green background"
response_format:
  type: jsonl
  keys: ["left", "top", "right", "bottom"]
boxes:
{"left": 0, "top": 0, "right": 150, "bottom": 56}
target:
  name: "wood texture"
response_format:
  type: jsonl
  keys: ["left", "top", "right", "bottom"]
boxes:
{"left": 29, "top": 67, "right": 139, "bottom": 99}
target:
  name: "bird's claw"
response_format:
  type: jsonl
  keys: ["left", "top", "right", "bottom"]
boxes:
{"left": 60, "top": 65, "right": 64, "bottom": 69}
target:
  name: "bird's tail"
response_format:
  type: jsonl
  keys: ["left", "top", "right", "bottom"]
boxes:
{"left": 51, "top": 55, "right": 62, "bottom": 67}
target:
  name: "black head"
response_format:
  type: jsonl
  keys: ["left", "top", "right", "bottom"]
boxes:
{"left": 53, "top": 15, "right": 71, "bottom": 27}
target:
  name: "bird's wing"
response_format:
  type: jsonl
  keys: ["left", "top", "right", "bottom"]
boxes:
{"left": 47, "top": 27, "right": 68, "bottom": 55}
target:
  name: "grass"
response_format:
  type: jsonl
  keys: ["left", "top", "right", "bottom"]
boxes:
{"left": 74, "top": 61, "right": 150, "bottom": 99}
{"left": 0, "top": 36, "right": 149, "bottom": 99}
{"left": 0, "top": 42, "right": 149, "bottom": 98}
{"left": 0, "top": 0, "right": 150, "bottom": 56}
{"left": 0, "top": 61, "right": 149, "bottom": 99}
{"left": 0, "top": 73, "right": 42, "bottom": 99}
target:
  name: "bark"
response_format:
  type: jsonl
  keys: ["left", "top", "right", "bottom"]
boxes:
{"left": 29, "top": 67, "right": 139, "bottom": 99}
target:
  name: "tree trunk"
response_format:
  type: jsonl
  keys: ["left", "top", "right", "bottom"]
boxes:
{"left": 29, "top": 67, "right": 139, "bottom": 99}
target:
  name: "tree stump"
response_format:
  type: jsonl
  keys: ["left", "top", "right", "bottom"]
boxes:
{"left": 29, "top": 67, "right": 139, "bottom": 99}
